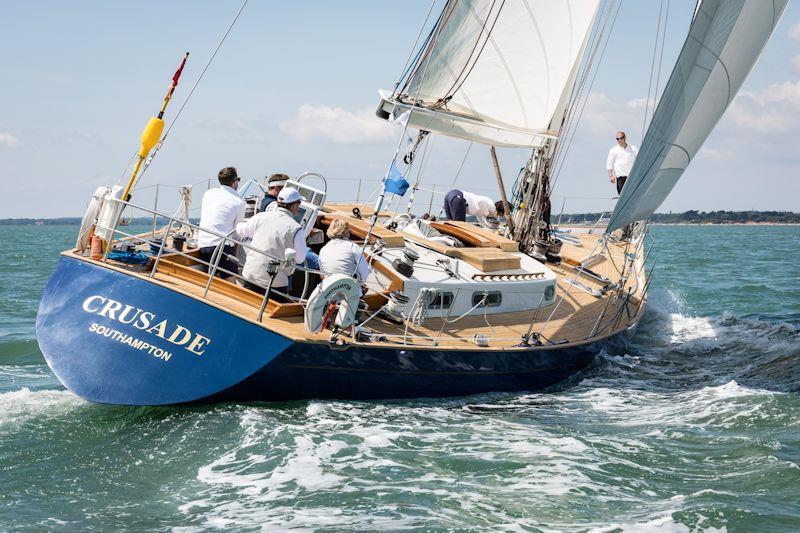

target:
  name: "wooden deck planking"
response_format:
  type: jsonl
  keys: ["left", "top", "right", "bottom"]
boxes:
{"left": 77, "top": 226, "right": 645, "bottom": 352}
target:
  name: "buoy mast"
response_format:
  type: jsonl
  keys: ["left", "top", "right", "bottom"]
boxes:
{"left": 120, "top": 52, "right": 189, "bottom": 203}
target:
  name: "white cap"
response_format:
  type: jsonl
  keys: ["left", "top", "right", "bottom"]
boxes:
{"left": 278, "top": 187, "right": 301, "bottom": 204}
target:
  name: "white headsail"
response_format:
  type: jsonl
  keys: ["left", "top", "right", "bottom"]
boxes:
{"left": 378, "top": 0, "right": 600, "bottom": 147}
{"left": 607, "top": 0, "right": 789, "bottom": 232}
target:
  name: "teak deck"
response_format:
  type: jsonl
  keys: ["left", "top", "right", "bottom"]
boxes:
{"left": 70, "top": 227, "right": 644, "bottom": 351}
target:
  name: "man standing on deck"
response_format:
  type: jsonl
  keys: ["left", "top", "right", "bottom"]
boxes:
{"left": 606, "top": 131, "right": 638, "bottom": 239}
{"left": 443, "top": 189, "right": 504, "bottom": 227}
{"left": 197, "top": 166, "right": 245, "bottom": 279}
{"left": 606, "top": 131, "right": 638, "bottom": 196}
{"left": 259, "top": 173, "right": 288, "bottom": 212}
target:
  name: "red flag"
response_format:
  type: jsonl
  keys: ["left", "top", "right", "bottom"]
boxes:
{"left": 172, "top": 53, "right": 189, "bottom": 87}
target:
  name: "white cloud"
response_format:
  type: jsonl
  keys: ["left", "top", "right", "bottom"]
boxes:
{"left": 280, "top": 104, "right": 395, "bottom": 144}
{"left": 0, "top": 132, "right": 19, "bottom": 148}
{"left": 727, "top": 80, "right": 800, "bottom": 132}
{"left": 698, "top": 147, "right": 734, "bottom": 162}
{"left": 789, "top": 21, "right": 800, "bottom": 43}
{"left": 626, "top": 96, "right": 659, "bottom": 110}
{"left": 791, "top": 55, "right": 800, "bottom": 73}
{"left": 578, "top": 92, "right": 647, "bottom": 141}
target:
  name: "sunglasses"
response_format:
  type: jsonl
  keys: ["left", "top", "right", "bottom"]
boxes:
{"left": 616, "top": 136, "right": 625, "bottom": 141}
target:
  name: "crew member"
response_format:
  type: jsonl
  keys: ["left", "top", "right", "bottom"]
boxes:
{"left": 606, "top": 131, "right": 638, "bottom": 239}
{"left": 259, "top": 173, "right": 289, "bottom": 212}
{"left": 197, "top": 166, "right": 245, "bottom": 278}
{"left": 242, "top": 187, "right": 313, "bottom": 300}
{"left": 606, "top": 131, "right": 638, "bottom": 195}
{"left": 319, "top": 220, "right": 370, "bottom": 285}
{"left": 443, "top": 189, "right": 504, "bottom": 226}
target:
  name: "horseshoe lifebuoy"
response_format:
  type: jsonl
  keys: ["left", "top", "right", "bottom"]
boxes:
{"left": 304, "top": 274, "right": 361, "bottom": 334}
{"left": 76, "top": 186, "right": 111, "bottom": 252}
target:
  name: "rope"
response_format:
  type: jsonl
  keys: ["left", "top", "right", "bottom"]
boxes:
{"left": 404, "top": 133, "right": 434, "bottom": 214}
{"left": 352, "top": 0, "right": 451, "bottom": 276}
{"left": 641, "top": 0, "right": 666, "bottom": 141}
{"left": 438, "top": 0, "right": 504, "bottom": 104}
{"left": 652, "top": 0, "right": 670, "bottom": 122}
{"left": 548, "top": 0, "right": 614, "bottom": 180}
{"left": 394, "top": 0, "right": 440, "bottom": 91}
{"left": 550, "top": 0, "right": 622, "bottom": 193}
{"left": 436, "top": 141, "right": 473, "bottom": 218}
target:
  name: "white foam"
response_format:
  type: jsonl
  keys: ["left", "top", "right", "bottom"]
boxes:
{"left": 668, "top": 313, "right": 718, "bottom": 344}
{"left": 0, "top": 387, "right": 83, "bottom": 434}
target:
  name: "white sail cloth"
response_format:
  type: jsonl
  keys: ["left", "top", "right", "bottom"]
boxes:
{"left": 385, "top": 0, "right": 599, "bottom": 147}
{"left": 607, "top": 0, "right": 788, "bottom": 232}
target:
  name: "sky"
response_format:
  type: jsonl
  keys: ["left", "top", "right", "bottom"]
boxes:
{"left": 0, "top": 0, "right": 799, "bottom": 218}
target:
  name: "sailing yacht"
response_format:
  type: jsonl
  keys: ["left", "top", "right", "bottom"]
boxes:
{"left": 35, "top": 0, "right": 787, "bottom": 405}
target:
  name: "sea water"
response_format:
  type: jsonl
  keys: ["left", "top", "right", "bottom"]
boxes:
{"left": 1, "top": 225, "right": 798, "bottom": 531}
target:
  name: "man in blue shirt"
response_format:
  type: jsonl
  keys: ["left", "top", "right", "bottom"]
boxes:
{"left": 259, "top": 173, "right": 289, "bottom": 212}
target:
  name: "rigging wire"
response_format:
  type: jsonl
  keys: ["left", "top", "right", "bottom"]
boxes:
{"left": 546, "top": 0, "right": 616, "bottom": 184}
{"left": 438, "top": 0, "right": 505, "bottom": 105}
{"left": 399, "top": 0, "right": 460, "bottom": 96}
{"left": 135, "top": 0, "right": 249, "bottom": 184}
{"left": 641, "top": 0, "right": 666, "bottom": 141}
{"left": 652, "top": 0, "right": 670, "bottom": 121}
{"left": 403, "top": 134, "right": 434, "bottom": 215}
{"left": 394, "top": 0, "right": 442, "bottom": 92}
{"left": 549, "top": 0, "right": 622, "bottom": 193}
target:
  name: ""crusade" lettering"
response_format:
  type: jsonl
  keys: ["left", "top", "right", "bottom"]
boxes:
{"left": 82, "top": 296, "right": 211, "bottom": 355}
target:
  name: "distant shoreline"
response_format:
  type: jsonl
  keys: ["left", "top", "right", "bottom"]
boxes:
{"left": 2, "top": 211, "right": 799, "bottom": 226}
{"left": 649, "top": 222, "right": 799, "bottom": 226}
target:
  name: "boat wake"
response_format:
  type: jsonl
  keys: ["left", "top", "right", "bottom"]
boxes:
{"left": 586, "top": 288, "right": 800, "bottom": 393}
{"left": 0, "top": 388, "right": 83, "bottom": 435}
{"left": 171, "top": 290, "right": 800, "bottom": 529}
{"left": 1, "top": 288, "right": 798, "bottom": 530}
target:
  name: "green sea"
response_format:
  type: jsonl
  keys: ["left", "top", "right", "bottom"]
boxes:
{"left": 1, "top": 225, "right": 799, "bottom": 531}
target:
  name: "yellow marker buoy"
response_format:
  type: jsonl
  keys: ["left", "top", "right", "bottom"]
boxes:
{"left": 120, "top": 53, "right": 189, "bottom": 203}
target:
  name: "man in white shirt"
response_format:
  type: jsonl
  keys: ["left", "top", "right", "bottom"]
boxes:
{"left": 241, "top": 188, "right": 313, "bottom": 301}
{"left": 443, "top": 189, "right": 504, "bottom": 226}
{"left": 319, "top": 220, "right": 370, "bottom": 284}
{"left": 606, "top": 131, "right": 639, "bottom": 195}
{"left": 197, "top": 167, "right": 245, "bottom": 278}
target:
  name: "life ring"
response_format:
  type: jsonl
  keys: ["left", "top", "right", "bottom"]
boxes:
{"left": 304, "top": 274, "right": 361, "bottom": 334}
{"left": 76, "top": 186, "right": 111, "bottom": 252}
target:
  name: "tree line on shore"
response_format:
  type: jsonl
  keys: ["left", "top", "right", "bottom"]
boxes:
{"left": 555, "top": 210, "right": 800, "bottom": 225}
{"left": 2, "top": 210, "right": 799, "bottom": 226}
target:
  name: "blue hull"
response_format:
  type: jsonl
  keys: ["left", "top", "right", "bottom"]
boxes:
{"left": 36, "top": 256, "right": 612, "bottom": 405}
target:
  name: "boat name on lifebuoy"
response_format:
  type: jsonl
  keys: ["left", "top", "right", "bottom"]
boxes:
{"left": 81, "top": 295, "right": 212, "bottom": 356}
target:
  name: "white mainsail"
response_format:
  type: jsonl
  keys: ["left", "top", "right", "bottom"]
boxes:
{"left": 607, "top": 0, "right": 789, "bottom": 232}
{"left": 379, "top": 0, "right": 600, "bottom": 147}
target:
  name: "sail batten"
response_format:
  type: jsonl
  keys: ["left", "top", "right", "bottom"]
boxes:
{"left": 381, "top": 0, "right": 600, "bottom": 148}
{"left": 606, "top": 0, "right": 789, "bottom": 232}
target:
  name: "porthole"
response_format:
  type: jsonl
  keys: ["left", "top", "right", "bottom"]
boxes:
{"left": 545, "top": 284, "right": 555, "bottom": 301}
{"left": 428, "top": 292, "right": 454, "bottom": 309}
{"left": 472, "top": 291, "right": 502, "bottom": 307}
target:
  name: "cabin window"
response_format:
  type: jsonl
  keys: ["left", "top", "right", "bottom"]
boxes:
{"left": 428, "top": 292, "right": 454, "bottom": 309}
{"left": 472, "top": 291, "right": 502, "bottom": 307}
{"left": 545, "top": 284, "right": 555, "bottom": 301}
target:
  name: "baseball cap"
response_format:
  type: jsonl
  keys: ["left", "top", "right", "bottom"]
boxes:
{"left": 278, "top": 187, "right": 302, "bottom": 204}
